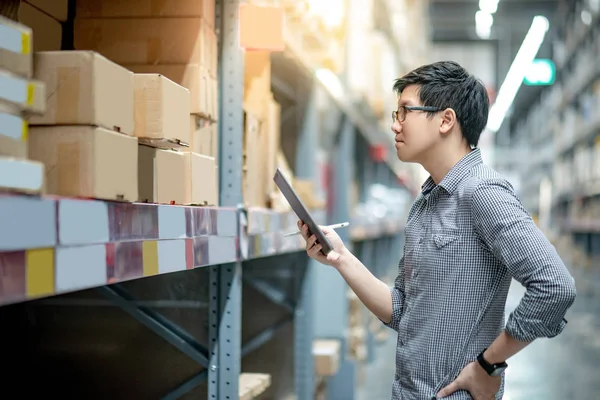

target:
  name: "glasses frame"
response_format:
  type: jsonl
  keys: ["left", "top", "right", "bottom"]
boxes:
{"left": 392, "top": 106, "right": 443, "bottom": 123}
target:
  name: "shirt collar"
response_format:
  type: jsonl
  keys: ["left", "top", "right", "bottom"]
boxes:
{"left": 421, "top": 148, "right": 483, "bottom": 195}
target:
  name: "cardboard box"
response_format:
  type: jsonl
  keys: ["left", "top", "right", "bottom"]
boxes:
{"left": 243, "top": 111, "right": 265, "bottom": 207}
{"left": 0, "top": 15, "right": 33, "bottom": 78}
{"left": 18, "top": 2, "right": 62, "bottom": 52}
{"left": 188, "top": 116, "right": 218, "bottom": 159}
{"left": 76, "top": 0, "right": 215, "bottom": 27}
{"left": 29, "top": 51, "right": 134, "bottom": 134}
{"left": 74, "top": 18, "right": 208, "bottom": 66}
{"left": 139, "top": 147, "right": 217, "bottom": 205}
{"left": 127, "top": 64, "right": 212, "bottom": 117}
{"left": 24, "top": 0, "right": 69, "bottom": 22}
{"left": 138, "top": 145, "right": 187, "bottom": 204}
{"left": 134, "top": 74, "right": 191, "bottom": 144}
{"left": 28, "top": 126, "right": 138, "bottom": 201}
{"left": 187, "top": 152, "right": 218, "bottom": 206}
{"left": 244, "top": 51, "right": 271, "bottom": 119}
{"left": 313, "top": 340, "right": 341, "bottom": 376}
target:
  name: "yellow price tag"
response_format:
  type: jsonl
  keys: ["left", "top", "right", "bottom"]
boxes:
{"left": 21, "top": 120, "right": 28, "bottom": 142}
{"left": 21, "top": 32, "right": 31, "bottom": 55}
{"left": 26, "top": 83, "right": 35, "bottom": 106}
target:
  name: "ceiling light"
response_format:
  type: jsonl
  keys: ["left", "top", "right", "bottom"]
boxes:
{"left": 475, "top": 10, "right": 494, "bottom": 29}
{"left": 581, "top": 10, "right": 592, "bottom": 25}
{"left": 486, "top": 16, "right": 550, "bottom": 133}
{"left": 476, "top": 24, "right": 491, "bottom": 39}
{"left": 479, "top": 0, "right": 499, "bottom": 14}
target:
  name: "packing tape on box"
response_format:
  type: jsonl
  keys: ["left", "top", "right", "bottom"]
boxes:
{"left": 56, "top": 66, "right": 80, "bottom": 122}
{"left": 134, "top": 85, "right": 147, "bottom": 137}
{"left": 57, "top": 142, "right": 80, "bottom": 196}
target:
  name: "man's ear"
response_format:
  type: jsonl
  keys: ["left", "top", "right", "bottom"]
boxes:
{"left": 439, "top": 108, "right": 457, "bottom": 135}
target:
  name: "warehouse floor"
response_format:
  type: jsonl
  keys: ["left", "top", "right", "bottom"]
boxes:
{"left": 357, "top": 265, "right": 600, "bottom": 400}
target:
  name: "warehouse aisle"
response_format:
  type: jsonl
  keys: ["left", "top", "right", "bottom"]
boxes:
{"left": 357, "top": 265, "right": 600, "bottom": 400}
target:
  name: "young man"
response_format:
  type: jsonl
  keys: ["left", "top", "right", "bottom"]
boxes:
{"left": 298, "top": 61, "right": 576, "bottom": 399}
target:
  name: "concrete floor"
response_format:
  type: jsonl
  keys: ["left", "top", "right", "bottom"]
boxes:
{"left": 357, "top": 265, "right": 600, "bottom": 400}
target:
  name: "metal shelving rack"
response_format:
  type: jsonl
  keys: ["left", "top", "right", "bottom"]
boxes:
{"left": 514, "top": 0, "right": 600, "bottom": 260}
{"left": 0, "top": 1, "right": 411, "bottom": 399}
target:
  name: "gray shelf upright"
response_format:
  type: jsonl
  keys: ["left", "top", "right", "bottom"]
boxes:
{"left": 210, "top": 0, "right": 245, "bottom": 399}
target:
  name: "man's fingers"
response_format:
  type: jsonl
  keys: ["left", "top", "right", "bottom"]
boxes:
{"left": 305, "top": 234, "right": 317, "bottom": 250}
{"left": 436, "top": 380, "right": 461, "bottom": 398}
{"left": 308, "top": 244, "right": 322, "bottom": 258}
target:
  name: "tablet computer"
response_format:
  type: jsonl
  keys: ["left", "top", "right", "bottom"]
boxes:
{"left": 273, "top": 168, "right": 333, "bottom": 255}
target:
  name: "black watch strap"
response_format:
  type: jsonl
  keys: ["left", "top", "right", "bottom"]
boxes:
{"left": 477, "top": 349, "right": 508, "bottom": 376}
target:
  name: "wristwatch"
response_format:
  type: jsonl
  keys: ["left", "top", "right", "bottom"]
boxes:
{"left": 477, "top": 349, "right": 508, "bottom": 376}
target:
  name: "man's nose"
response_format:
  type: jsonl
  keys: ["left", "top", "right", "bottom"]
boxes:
{"left": 391, "top": 119, "right": 401, "bottom": 133}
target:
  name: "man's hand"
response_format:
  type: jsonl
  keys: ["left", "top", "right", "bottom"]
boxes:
{"left": 436, "top": 361, "right": 500, "bottom": 399}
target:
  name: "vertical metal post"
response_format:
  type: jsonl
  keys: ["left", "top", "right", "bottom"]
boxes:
{"left": 313, "top": 117, "right": 354, "bottom": 338}
{"left": 294, "top": 259, "right": 316, "bottom": 400}
{"left": 324, "top": 116, "right": 357, "bottom": 400}
{"left": 295, "top": 86, "right": 318, "bottom": 180}
{"left": 209, "top": 1, "right": 244, "bottom": 399}
{"left": 330, "top": 117, "right": 355, "bottom": 236}
{"left": 294, "top": 85, "right": 318, "bottom": 399}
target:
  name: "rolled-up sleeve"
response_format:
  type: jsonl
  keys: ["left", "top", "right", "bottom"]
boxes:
{"left": 472, "top": 179, "right": 576, "bottom": 343}
{"left": 382, "top": 255, "right": 405, "bottom": 332}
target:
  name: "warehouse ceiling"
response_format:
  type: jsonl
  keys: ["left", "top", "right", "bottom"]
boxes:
{"left": 428, "top": 0, "right": 560, "bottom": 43}
{"left": 428, "top": 0, "right": 562, "bottom": 143}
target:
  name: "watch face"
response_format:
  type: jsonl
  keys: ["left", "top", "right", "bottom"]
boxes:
{"left": 490, "top": 367, "right": 506, "bottom": 377}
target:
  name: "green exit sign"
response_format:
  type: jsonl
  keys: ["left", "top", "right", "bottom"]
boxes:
{"left": 524, "top": 59, "right": 556, "bottom": 86}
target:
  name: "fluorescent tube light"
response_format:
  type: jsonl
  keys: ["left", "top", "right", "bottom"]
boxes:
{"left": 485, "top": 16, "right": 549, "bottom": 133}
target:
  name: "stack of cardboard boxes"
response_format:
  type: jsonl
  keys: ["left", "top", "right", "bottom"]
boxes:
{"left": 8, "top": 0, "right": 219, "bottom": 206}
{"left": 0, "top": 14, "right": 46, "bottom": 195}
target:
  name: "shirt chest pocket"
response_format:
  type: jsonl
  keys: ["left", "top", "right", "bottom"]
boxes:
{"left": 432, "top": 232, "right": 460, "bottom": 249}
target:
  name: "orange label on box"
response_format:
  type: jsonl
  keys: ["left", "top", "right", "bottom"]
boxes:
{"left": 239, "top": 4, "right": 284, "bottom": 51}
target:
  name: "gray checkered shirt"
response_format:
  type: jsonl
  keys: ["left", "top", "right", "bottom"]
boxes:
{"left": 384, "top": 148, "right": 576, "bottom": 399}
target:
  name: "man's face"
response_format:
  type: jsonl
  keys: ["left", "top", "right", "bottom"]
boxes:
{"left": 391, "top": 84, "right": 441, "bottom": 163}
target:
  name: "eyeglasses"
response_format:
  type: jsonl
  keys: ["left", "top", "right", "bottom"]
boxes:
{"left": 392, "top": 106, "right": 443, "bottom": 123}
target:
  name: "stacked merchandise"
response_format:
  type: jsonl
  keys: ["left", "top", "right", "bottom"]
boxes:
{"left": 0, "top": 15, "right": 46, "bottom": 194}
{"left": 70, "top": 0, "right": 219, "bottom": 205}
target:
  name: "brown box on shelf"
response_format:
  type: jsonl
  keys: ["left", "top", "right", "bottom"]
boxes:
{"left": 313, "top": 340, "right": 341, "bottom": 377}
{"left": 127, "top": 64, "right": 212, "bottom": 118}
{"left": 187, "top": 152, "right": 218, "bottom": 206}
{"left": 18, "top": 2, "right": 62, "bottom": 52}
{"left": 188, "top": 116, "right": 218, "bottom": 160}
{"left": 28, "top": 126, "right": 138, "bottom": 201}
{"left": 74, "top": 18, "right": 208, "bottom": 66}
{"left": 24, "top": 0, "right": 69, "bottom": 22}
{"left": 29, "top": 51, "right": 134, "bottom": 134}
{"left": 134, "top": 74, "right": 190, "bottom": 144}
{"left": 76, "top": 0, "right": 215, "bottom": 28}
{"left": 138, "top": 145, "right": 187, "bottom": 204}
{"left": 244, "top": 51, "right": 271, "bottom": 120}
{"left": 242, "top": 111, "right": 266, "bottom": 208}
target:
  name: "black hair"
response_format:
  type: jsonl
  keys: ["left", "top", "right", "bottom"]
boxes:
{"left": 393, "top": 61, "right": 490, "bottom": 147}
